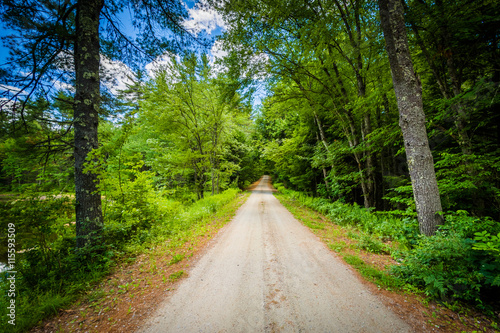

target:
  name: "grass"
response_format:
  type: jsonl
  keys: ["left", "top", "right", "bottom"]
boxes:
{"left": 276, "top": 192, "right": 401, "bottom": 291}
{"left": 342, "top": 254, "right": 402, "bottom": 289}
{"left": 274, "top": 188, "right": 500, "bottom": 333}
{"left": 0, "top": 188, "right": 250, "bottom": 333}
{"left": 169, "top": 270, "right": 184, "bottom": 281}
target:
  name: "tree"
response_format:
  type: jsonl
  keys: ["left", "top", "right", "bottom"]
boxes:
{"left": 378, "top": 0, "right": 443, "bottom": 235}
{"left": 73, "top": 0, "right": 104, "bottom": 248}
{"left": 215, "top": 0, "right": 401, "bottom": 209}
{"left": 404, "top": 0, "right": 500, "bottom": 156}
{"left": 0, "top": 0, "right": 195, "bottom": 248}
{"left": 141, "top": 53, "right": 249, "bottom": 199}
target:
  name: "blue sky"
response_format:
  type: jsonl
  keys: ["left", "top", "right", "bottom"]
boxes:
{"left": 0, "top": 0, "right": 235, "bottom": 99}
{"left": 0, "top": 0, "right": 227, "bottom": 74}
{"left": 0, "top": 23, "right": 13, "bottom": 66}
{"left": 0, "top": 2, "right": 265, "bottom": 107}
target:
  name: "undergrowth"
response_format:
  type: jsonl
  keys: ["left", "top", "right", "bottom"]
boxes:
{"left": 274, "top": 183, "right": 500, "bottom": 310}
{"left": 342, "top": 255, "right": 403, "bottom": 290}
{"left": 0, "top": 188, "right": 242, "bottom": 332}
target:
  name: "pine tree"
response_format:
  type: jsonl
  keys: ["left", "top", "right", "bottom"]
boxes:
{"left": 0, "top": 0, "right": 195, "bottom": 248}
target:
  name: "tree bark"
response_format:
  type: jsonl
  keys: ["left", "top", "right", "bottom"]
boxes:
{"left": 379, "top": 0, "right": 443, "bottom": 236}
{"left": 314, "top": 130, "right": 330, "bottom": 192}
{"left": 361, "top": 112, "right": 375, "bottom": 208}
{"left": 74, "top": 0, "right": 104, "bottom": 248}
{"left": 211, "top": 162, "right": 215, "bottom": 196}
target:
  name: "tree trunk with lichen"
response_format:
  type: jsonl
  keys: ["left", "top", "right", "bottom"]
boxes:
{"left": 379, "top": 0, "right": 443, "bottom": 236}
{"left": 74, "top": 0, "right": 104, "bottom": 248}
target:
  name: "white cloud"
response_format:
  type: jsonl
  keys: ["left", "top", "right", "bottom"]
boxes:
{"left": 145, "top": 53, "right": 171, "bottom": 77}
{"left": 209, "top": 40, "right": 228, "bottom": 74}
{"left": 144, "top": 52, "right": 196, "bottom": 82}
{"left": 145, "top": 41, "right": 228, "bottom": 79}
{"left": 44, "top": 53, "right": 137, "bottom": 97}
{"left": 183, "top": 0, "right": 227, "bottom": 35}
{"left": 210, "top": 40, "right": 228, "bottom": 60}
{"left": 0, "top": 84, "right": 23, "bottom": 94}
{"left": 0, "top": 97, "right": 18, "bottom": 112}
{"left": 100, "top": 56, "right": 136, "bottom": 96}
{"left": 52, "top": 80, "right": 74, "bottom": 93}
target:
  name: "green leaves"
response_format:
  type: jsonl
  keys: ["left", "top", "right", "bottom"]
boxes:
{"left": 473, "top": 231, "right": 500, "bottom": 254}
{"left": 138, "top": 52, "right": 256, "bottom": 196}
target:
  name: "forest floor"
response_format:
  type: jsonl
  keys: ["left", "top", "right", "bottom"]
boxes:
{"left": 30, "top": 176, "right": 499, "bottom": 333}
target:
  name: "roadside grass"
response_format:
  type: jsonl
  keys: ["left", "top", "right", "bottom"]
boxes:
{"left": 342, "top": 254, "right": 402, "bottom": 290}
{"left": 275, "top": 190, "right": 500, "bottom": 333}
{"left": 168, "top": 270, "right": 185, "bottom": 282}
{"left": 0, "top": 189, "right": 250, "bottom": 333}
{"left": 276, "top": 193, "right": 400, "bottom": 288}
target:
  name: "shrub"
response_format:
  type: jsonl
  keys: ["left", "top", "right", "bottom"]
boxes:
{"left": 277, "top": 188, "right": 500, "bottom": 304}
{"left": 276, "top": 187, "right": 419, "bottom": 245}
{"left": 0, "top": 185, "right": 241, "bottom": 333}
{"left": 393, "top": 213, "right": 500, "bottom": 303}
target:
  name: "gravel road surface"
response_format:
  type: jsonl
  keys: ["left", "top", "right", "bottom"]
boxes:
{"left": 139, "top": 176, "right": 412, "bottom": 333}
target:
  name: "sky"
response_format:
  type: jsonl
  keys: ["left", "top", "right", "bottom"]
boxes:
{"left": 0, "top": 0, "right": 229, "bottom": 94}
{"left": 0, "top": 1, "right": 267, "bottom": 108}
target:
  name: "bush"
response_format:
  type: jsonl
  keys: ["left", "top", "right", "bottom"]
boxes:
{"left": 0, "top": 186, "right": 241, "bottom": 333}
{"left": 393, "top": 213, "right": 500, "bottom": 303}
{"left": 392, "top": 231, "right": 484, "bottom": 301}
{"left": 277, "top": 188, "right": 500, "bottom": 304}
{"left": 276, "top": 187, "right": 419, "bottom": 245}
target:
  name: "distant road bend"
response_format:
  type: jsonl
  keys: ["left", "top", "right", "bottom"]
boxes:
{"left": 140, "top": 176, "right": 412, "bottom": 333}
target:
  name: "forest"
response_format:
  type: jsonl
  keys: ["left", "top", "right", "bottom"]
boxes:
{"left": 0, "top": 0, "right": 499, "bottom": 331}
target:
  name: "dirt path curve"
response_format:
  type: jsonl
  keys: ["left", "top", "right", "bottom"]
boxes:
{"left": 139, "top": 176, "right": 412, "bottom": 333}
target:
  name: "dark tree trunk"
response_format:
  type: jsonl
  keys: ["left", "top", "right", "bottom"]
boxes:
{"left": 74, "top": 0, "right": 104, "bottom": 248}
{"left": 379, "top": 0, "right": 443, "bottom": 236}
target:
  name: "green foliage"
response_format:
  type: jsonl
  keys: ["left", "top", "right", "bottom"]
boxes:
{"left": 355, "top": 233, "right": 390, "bottom": 254}
{"left": 435, "top": 152, "right": 500, "bottom": 216}
{"left": 392, "top": 231, "right": 483, "bottom": 302}
{"left": 140, "top": 52, "right": 254, "bottom": 198}
{"left": 276, "top": 186, "right": 419, "bottom": 245}
{"left": 474, "top": 231, "right": 500, "bottom": 256}
{"left": 169, "top": 253, "right": 185, "bottom": 265}
{"left": 392, "top": 213, "right": 500, "bottom": 303}
{"left": 169, "top": 270, "right": 184, "bottom": 281}
{"left": 343, "top": 255, "right": 403, "bottom": 290}
{"left": 474, "top": 231, "right": 500, "bottom": 286}
{"left": 278, "top": 187, "right": 500, "bottom": 304}
{"left": 0, "top": 0, "right": 498, "bottom": 328}
{"left": 0, "top": 188, "right": 241, "bottom": 333}
{"left": 0, "top": 97, "right": 74, "bottom": 193}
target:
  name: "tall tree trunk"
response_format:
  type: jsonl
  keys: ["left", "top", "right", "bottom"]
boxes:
{"left": 194, "top": 162, "right": 201, "bottom": 200}
{"left": 344, "top": 112, "right": 372, "bottom": 208}
{"left": 211, "top": 158, "right": 215, "bottom": 196}
{"left": 361, "top": 112, "right": 375, "bottom": 208}
{"left": 314, "top": 130, "right": 330, "bottom": 191}
{"left": 379, "top": 0, "right": 443, "bottom": 236}
{"left": 74, "top": 0, "right": 104, "bottom": 248}
{"left": 216, "top": 170, "right": 220, "bottom": 194}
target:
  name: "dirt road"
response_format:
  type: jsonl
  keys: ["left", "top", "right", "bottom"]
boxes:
{"left": 139, "top": 176, "right": 412, "bottom": 332}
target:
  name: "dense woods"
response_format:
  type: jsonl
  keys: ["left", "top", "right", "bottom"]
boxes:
{"left": 0, "top": 0, "right": 499, "bottom": 331}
